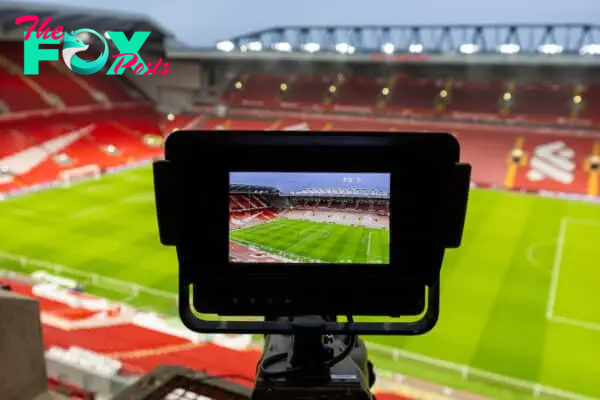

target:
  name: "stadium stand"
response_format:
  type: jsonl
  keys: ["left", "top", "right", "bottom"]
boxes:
{"left": 224, "top": 71, "right": 600, "bottom": 125}
{"left": 1, "top": 4, "right": 600, "bottom": 399}
{"left": 201, "top": 112, "right": 600, "bottom": 198}
{"left": 0, "top": 273, "right": 417, "bottom": 400}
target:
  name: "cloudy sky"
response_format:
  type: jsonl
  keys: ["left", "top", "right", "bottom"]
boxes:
{"left": 15, "top": 0, "right": 600, "bottom": 46}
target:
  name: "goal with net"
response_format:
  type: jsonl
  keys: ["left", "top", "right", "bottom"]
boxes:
{"left": 59, "top": 164, "right": 102, "bottom": 188}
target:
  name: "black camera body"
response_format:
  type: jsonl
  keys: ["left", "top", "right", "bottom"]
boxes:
{"left": 153, "top": 130, "right": 470, "bottom": 335}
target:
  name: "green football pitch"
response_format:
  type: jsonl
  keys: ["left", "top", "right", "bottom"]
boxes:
{"left": 230, "top": 218, "right": 389, "bottom": 263}
{"left": 1, "top": 165, "right": 600, "bottom": 399}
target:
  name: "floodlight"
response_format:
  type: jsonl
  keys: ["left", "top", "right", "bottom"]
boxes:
{"left": 408, "top": 44, "right": 424, "bottom": 53}
{"left": 302, "top": 42, "right": 320, "bottom": 53}
{"left": 381, "top": 43, "right": 395, "bottom": 55}
{"left": 497, "top": 44, "right": 520, "bottom": 54}
{"left": 216, "top": 40, "right": 235, "bottom": 52}
{"left": 272, "top": 42, "right": 292, "bottom": 52}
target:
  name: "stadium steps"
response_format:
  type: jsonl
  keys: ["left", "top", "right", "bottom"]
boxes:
{"left": 570, "top": 84, "right": 585, "bottom": 119}
{"left": 10, "top": 128, "right": 55, "bottom": 157}
{"left": 500, "top": 81, "right": 516, "bottom": 116}
{"left": 376, "top": 74, "right": 399, "bottom": 108}
{"left": 230, "top": 195, "right": 244, "bottom": 210}
{"left": 50, "top": 62, "right": 110, "bottom": 106}
{"left": 0, "top": 56, "right": 66, "bottom": 110}
{"left": 278, "top": 75, "right": 296, "bottom": 102}
{"left": 229, "top": 73, "right": 251, "bottom": 103}
{"left": 435, "top": 78, "right": 453, "bottom": 112}
{"left": 323, "top": 73, "right": 345, "bottom": 105}
{"left": 0, "top": 56, "right": 55, "bottom": 111}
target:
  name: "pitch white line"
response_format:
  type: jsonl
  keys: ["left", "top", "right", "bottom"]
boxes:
{"left": 551, "top": 315, "right": 600, "bottom": 332}
{"left": 367, "top": 232, "right": 372, "bottom": 257}
{"left": 546, "top": 217, "right": 568, "bottom": 319}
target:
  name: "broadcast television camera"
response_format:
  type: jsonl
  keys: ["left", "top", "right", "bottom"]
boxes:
{"left": 153, "top": 130, "right": 471, "bottom": 399}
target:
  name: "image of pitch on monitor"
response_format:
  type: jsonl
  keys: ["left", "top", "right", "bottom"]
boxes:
{"left": 228, "top": 172, "right": 390, "bottom": 264}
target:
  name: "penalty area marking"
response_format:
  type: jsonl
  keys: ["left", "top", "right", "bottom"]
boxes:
{"left": 546, "top": 217, "right": 600, "bottom": 331}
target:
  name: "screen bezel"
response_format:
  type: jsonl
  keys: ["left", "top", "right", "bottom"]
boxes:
{"left": 165, "top": 130, "right": 458, "bottom": 316}
{"left": 228, "top": 171, "right": 391, "bottom": 265}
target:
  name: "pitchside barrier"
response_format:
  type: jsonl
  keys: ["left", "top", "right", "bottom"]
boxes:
{"left": 0, "top": 252, "right": 594, "bottom": 400}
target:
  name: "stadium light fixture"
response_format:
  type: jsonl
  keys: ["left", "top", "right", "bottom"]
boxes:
{"left": 580, "top": 44, "right": 600, "bottom": 55}
{"left": 272, "top": 42, "right": 292, "bottom": 52}
{"left": 302, "top": 42, "right": 320, "bottom": 53}
{"left": 216, "top": 40, "right": 235, "bottom": 52}
{"left": 408, "top": 43, "right": 424, "bottom": 54}
{"left": 538, "top": 44, "right": 563, "bottom": 54}
{"left": 459, "top": 43, "right": 479, "bottom": 54}
{"left": 381, "top": 42, "right": 395, "bottom": 55}
{"left": 335, "top": 42, "right": 356, "bottom": 55}
{"left": 497, "top": 43, "right": 520, "bottom": 54}
{"left": 241, "top": 41, "right": 262, "bottom": 52}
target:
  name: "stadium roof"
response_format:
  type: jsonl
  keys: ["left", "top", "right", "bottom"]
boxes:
{"left": 0, "top": 1, "right": 174, "bottom": 44}
{"left": 168, "top": 23, "right": 600, "bottom": 67}
{"left": 287, "top": 188, "right": 389, "bottom": 199}
{"left": 230, "top": 184, "right": 279, "bottom": 194}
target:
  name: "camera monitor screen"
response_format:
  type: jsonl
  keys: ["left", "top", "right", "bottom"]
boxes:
{"left": 229, "top": 172, "right": 390, "bottom": 264}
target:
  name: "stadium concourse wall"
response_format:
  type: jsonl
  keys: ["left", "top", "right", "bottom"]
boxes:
{"left": 0, "top": 253, "right": 595, "bottom": 400}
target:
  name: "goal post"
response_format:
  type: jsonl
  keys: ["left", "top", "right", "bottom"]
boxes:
{"left": 59, "top": 164, "right": 102, "bottom": 188}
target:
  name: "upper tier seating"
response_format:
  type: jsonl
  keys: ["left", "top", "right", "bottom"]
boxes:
{"left": 447, "top": 80, "right": 504, "bottom": 115}
{"left": 333, "top": 75, "right": 382, "bottom": 107}
{"left": 220, "top": 73, "right": 599, "bottom": 124}
{"left": 509, "top": 82, "right": 572, "bottom": 119}
{"left": 0, "top": 41, "right": 143, "bottom": 113}
{"left": 580, "top": 84, "right": 600, "bottom": 120}
{"left": 375, "top": 77, "right": 443, "bottom": 112}
{"left": 227, "top": 74, "right": 286, "bottom": 105}
{"left": 282, "top": 75, "right": 331, "bottom": 105}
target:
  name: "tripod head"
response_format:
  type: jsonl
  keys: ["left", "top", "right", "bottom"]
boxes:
{"left": 252, "top": 316, "right": 376, "bottom": 400}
